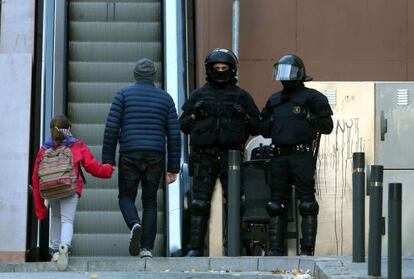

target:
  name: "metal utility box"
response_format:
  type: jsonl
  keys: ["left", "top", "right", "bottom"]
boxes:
{"left": 375, "top": 82, "right": 414, "bottom": 257}
{"left": 375, "top": 83, "right": 414, "bottom": 168}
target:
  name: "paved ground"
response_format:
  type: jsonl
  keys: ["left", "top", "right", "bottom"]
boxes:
{"left": 0, "top": 256, "right": 412, "bottom": 278}
{"left": 0, "top": 272, "right": 289, "bottom": 279}
{"left": 315, "top": 256, "right": 414, "bottom": 278}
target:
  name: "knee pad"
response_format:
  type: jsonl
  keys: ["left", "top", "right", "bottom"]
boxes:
{"left": 266, "top": 200, "right": 286, "bottom": 217}
{"left": 189, "top": 199, "right": 210, "bottom": 216}
{"left": 299, "top": 200, "right": 319, "bottom": 216}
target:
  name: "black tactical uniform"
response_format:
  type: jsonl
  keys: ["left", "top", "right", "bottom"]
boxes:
{"left": 261, "top": 54, "right": 333, "bottom": 256}
{"left": 180, "top": 48, "right": 260, "bottom": 256}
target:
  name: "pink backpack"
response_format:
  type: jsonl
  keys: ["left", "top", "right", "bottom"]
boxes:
{"left": 38, "top": 146, "right": 78, "bottom": 199}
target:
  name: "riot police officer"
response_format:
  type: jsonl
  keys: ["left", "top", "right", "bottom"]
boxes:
{"left": 180, "top": 48, "right": 260, "bottom": 257}
{"left": 261, "top": 54, "right": 333, "bottom": 256}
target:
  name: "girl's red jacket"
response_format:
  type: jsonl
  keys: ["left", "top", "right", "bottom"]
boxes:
{"left": 32, "top": 140, "right": 114, "bottom": 220}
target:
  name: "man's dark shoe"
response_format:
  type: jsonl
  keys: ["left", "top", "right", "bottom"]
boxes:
{"left": 139, "top": 248, "right": 153, "bottom": 259}
{"left": 129, "top": 223, "right": 142, "bottom": 256}
{"left": 299, "top": 247, "right": 314, "bottom": 256}
{"left": 267, "top": 249, "right": 285, "bottom": 256}
{"left": 185, "top": 249, "right": 202, "bottom": 257}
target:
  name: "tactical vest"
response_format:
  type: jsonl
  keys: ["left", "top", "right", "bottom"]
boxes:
{"left": 269, "top": 88, "right": 318, "bottom": 146}
{"left": 190, "top": 85, "right": 248, "bottom": 147}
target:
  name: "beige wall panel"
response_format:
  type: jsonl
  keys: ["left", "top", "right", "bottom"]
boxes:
{"left": 208, "top": 180, "right": 223, "bottom": 256}
{"left": 306, "top": 82, "right": 375, "bottom": 255}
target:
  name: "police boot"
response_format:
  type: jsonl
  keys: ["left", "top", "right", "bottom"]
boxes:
{"left": 267, "top": 215, "right": 287, "bottom": 256}
{"left": 299, "top": 215, "right": 317, "bottom": 256}
{"left": 299, "top": 198, "right": 319, "bottom": 256}
{"left": 185, "top": 215, "right": 208, "bottom": 257}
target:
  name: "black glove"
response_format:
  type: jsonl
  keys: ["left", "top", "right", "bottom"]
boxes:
{"left": 192, "top": 100, "right": 208, "bottom": 119}
{"left": 233, "top": 104, "right": 249, "bottom": 120}
{"left": 233, "top": 104, "right": 245, "bottom": 114}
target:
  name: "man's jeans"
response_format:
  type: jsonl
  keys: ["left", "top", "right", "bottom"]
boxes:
{"left": 118, "top": 151, "right": 164, "bottom": 250}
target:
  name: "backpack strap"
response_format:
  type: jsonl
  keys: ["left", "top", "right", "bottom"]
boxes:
{"left": 67, "top": 143, "right": 87, "bottom": 185}
{"left": 78, "top": 162, "right": 87, "bottom": 184}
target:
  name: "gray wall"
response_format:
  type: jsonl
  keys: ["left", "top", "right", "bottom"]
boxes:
{"left": 0, "top": 0, "right": 35, "bottom": 262}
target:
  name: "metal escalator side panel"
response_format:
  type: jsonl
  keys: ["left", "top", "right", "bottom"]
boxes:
{"left": 163, "top": 0, "right": 189, "bottom": 257}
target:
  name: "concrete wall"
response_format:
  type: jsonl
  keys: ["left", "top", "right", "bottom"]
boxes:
{"left": 194, "top": 0, "right": 414, "bottom": 108}
{"left": 0, "top": 0, "right": 35, "bottom": 262}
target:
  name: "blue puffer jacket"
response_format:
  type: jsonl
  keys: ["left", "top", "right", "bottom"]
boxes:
{"left": 102, "top": 80, "right": 181, "bottom": 173}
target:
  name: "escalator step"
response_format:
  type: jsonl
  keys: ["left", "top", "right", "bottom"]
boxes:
{"left": 69, "top": 41, "right": 162, "bottom": 62}
{"left": 75, "top": 211, "right": 165, "bottom": 233}
{"left": 70, "top": 123, "right": 105, "bottom": 145}
{"left": 70, "top": 2, "right": 161, "bottom": 22}
{"left": 70, "top": 22, "right": 161, "bottom": 42}
{"left": 79, "top": 188, "right": 165, "bottom": 211}
{"left": 68, "top": 81, "right": 162, "bottom": 103}
{"left": 68, "top": 103, "right": 111, "bottom": 123}
{"left": 68, "top": 61, "right": 162, "bottom": 82}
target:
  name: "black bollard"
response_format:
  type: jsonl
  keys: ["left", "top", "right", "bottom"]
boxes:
{"left": 388, "top": 183, "right": 402, "bottom": 279}
{"left": 366, "top": 165, "right": 371, "bottom": 196}
{"left": 368, "top": 165, "right": 384, "bottom": 277}
{"left": 352, "top": 152, "right": 365, "bottom": 263}
{"left": 227, "top": 150, "right": 241, "bottom": 256}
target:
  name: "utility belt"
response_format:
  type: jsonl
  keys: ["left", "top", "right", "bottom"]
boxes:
{"left": 193, "top": 147, "right": 224, "bottom": 157}
{"left": 189, "top": 146, "right": 243, "bottom": 176}
{"left": 271, "top": 143, "right": 312, "bottom": 156}
{"left": 192, "top": 146, "right": 243, "bottom": 156}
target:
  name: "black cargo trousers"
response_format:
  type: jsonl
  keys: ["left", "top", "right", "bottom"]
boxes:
{"left": 186, "top": 147, "right": 243, "bottom": 255}
{"left": 267, "top": 146, "right": 319, "bottom": 256}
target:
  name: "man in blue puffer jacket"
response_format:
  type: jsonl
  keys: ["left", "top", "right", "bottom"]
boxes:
{"left": 102, "top": 58, "right": 181, "bottom": 258}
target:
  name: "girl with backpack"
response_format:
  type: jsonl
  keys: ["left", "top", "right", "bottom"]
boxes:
{"left": 32, "top": 115, "right": 114, "bottom": 271}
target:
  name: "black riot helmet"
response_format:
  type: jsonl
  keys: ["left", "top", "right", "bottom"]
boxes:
{"left": 205, "top": 48, "right": 238, "bottom": 83}
{"left": 272, "top": 54, "right": 313, "bottom": 82}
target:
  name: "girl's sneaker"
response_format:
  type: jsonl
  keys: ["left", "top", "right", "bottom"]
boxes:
{"left": 51, "top": 250, "right": 60, "bottom": 263}
{"left": 57, "top": 244, "right": 69, "bottom": 271}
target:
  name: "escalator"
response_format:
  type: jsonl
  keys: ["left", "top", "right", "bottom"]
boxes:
{"left": 67, "top": 0, "right": 165, "bottom": 256}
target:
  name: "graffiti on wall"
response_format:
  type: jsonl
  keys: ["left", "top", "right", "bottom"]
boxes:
{"left": 316, "top": 117, "right": 366, "bottom": 255}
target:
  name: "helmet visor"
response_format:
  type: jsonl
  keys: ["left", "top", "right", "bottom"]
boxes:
{"left": 272, "top": 63, "right": 301, "bottom": 81}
